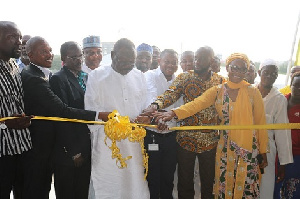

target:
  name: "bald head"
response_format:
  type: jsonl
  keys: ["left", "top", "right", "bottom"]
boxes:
{"left": 25, "top": 36, "right": 47, "bottom": 54}
{"left": 194, "top": 46, "right": 214, "bottom": 73}
{"left": 0, "top": 21, "right": 18, "bottom": 36}
{"left": 0, "top": 21, "right": 22, "bottom": 60}
{"left": 291, "top": 65, "right": 300, "bottom": 76}
{"left": 26, "top": 36, "right": 53, "bottom": 68}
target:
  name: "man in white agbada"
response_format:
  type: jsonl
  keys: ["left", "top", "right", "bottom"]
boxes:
{"left": 256, "top": 59, "right": 293, "bottom": 198}
{"left": 85, "top": 38, "right": 150, "bottom": 199}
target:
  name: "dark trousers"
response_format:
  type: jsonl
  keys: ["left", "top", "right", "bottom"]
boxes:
{"left": 144, "top": 130, "right": 177, "bottom": 199}
{"left": 0, "top": 154, "right": 23, "bottom": 199}
{"left": 54, "top": 160, "right": 91, "bottom": 199}
{"left": 21, "top": 151, "right": 53, "bottom": 199}
{"left": 177, "top": 146, "right": 216, "bottom": 199}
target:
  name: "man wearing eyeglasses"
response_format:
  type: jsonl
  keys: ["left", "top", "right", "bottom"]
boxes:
{"left": 82, "top": 35, "right": 102, "bottom": 74}
{"left": 49, "top": 41, "right": 91, "bottom": 199}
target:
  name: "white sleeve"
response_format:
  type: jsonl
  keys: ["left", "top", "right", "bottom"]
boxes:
{"left": 145, "top": 71, "right": 158, "bottom": 105}
{"left": 274, "top": 96, "right": 294, "bottom": 165}
{"left": 84, "top": 72, "right": 103, "bottom": 133}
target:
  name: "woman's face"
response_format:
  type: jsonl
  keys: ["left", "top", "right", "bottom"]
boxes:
{"left": 226, "top": 59, "right": 248, "bottom": 83}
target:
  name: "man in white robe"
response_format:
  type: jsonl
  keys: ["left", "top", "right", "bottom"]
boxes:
{"left": 256, "top": 59, "right": 293, "bottom": 199}
{"left": 85, "top": 38, "right": 150, "bottom": 199}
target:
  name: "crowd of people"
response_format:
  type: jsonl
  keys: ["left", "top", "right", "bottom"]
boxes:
{"left": 0, "top": 20, "right": 299, "bottom": 199}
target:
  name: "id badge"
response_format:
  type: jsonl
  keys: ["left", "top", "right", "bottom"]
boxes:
{"left": 148, "top": 144, "right": 159, "bottom": 151}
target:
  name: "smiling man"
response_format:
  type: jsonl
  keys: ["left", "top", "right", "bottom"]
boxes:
{"left": 142, "top": 49, "right": 180, "bottom": 199}
{"left": 82, "top": 35, "right": 102, "bottom": 74}
{"left": 20, "top": 36, "right": 99, "bottom": 199}
{"left": 85, "top": 38, "right": 150, "bottom": 199}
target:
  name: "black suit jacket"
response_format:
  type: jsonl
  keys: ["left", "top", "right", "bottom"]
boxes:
{"left": 21, "top": 64, "right": 96, "bottom": 158}
{"left": 49, "top": 67, "right": 91, "bottom": 165}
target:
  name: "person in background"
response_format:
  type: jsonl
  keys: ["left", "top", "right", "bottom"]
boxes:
{"left": 16, "top": 34, "right": 31, "bottom": 71}
{"left": 180, "top": 51, "right": 194, "bottom": 72}
{"left": 154, "top": 53, "right": 268, "bottom": 198}
{"left": 82, "top": 35, "right": 102, "bottom": 74}
{"left": 141, "top": 49, "right": 179, "bottom": 199}
{"left": 210, "top": 56, "right": 221, "bottom": 73}
{"left": 151, "top": 45, "right": 160, "bottom": 70}
{"left": 274, "top": 71, "right": 300, "bottom": 199}
{"left": 85, "top": 38, "right": 150, "bottom": 199}
{"left": 0, "top": 21, "right": 32, "bottom": 199}
{"left": 142, "top": 46, "right": 224, "bottom": 198}
{"left": 49, "top": 41, "right": 91, "bottom": 199}
{"left": 256, "top": 59, "right": 293, "bottom": 198}
{"left": 135, "top": 43, "right": 153, "bottom": 73}
{"left": 245, "top": 60, "right": 257, "bottom": 84}
{"left": 279, "top": 65, "right": 300, "bottom": 95}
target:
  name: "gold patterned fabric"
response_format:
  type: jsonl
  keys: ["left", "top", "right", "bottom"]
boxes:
{"left": 155, "top": 71, "right": 224, "bottom": 153}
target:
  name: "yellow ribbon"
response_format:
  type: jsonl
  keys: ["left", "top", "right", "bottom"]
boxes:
{"left": 103, "top": 110, "right": 148, "bottom": 180}
{"left": 2, "top": 113, "right": 300, "bottom": 181}
{"left": 2, "top": 116, "right": 297, "bottom": 130}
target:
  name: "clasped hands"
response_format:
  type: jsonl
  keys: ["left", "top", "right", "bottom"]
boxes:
{"left": 134, "top": 105, "right": 177, "bottom": 131}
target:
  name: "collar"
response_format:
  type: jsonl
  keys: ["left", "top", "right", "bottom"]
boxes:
{"left": 31, "top": 62, "right": 52, "bottom": 79}
{"left": 157, "top": 67, "right": 175, "bottom": 82}
{"left": 82, "top": 63, "right": 92, "bottom": 74}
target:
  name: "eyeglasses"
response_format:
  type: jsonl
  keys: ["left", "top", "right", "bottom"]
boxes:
{"left": 229, "top": 65, "right": 248, "bottom": 74}
{"left": 67, "top": 55, "right": 83, "bottom": 61}
{"left": 84, "top": 51, "right": 102, "bottom": 57}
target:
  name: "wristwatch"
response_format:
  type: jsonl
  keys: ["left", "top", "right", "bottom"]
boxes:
{"left": 150, "top": 102, "right": 159, "bottom": 110}
{"left": 0, "top": 122, "right": 7, "bottom": 129}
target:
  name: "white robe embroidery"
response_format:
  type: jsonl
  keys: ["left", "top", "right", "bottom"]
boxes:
{"left": 85, "top": 65, "right": 150, "bottom": 199}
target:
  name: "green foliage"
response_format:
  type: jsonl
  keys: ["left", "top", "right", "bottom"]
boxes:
{"left": 51, "top": 55, "right": 62, "bottom": 73}
{"left": 277, "top": 61, "right": 289, "bottom": 74}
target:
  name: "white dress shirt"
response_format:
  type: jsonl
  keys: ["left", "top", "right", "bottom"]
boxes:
{"left": 144, "top": 67, "right": 181, "bottom": 133}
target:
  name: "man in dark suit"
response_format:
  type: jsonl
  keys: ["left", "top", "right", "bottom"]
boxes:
{"left": 20, "top": 36, "right": 108, "bottom": 199}
{"left": 49, "top": 41, "right": 91, "bottom": 199}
